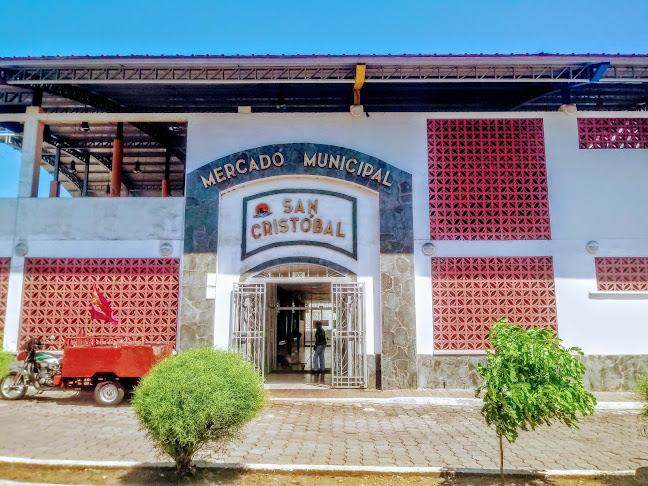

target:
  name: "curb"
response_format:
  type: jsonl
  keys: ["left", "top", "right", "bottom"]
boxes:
{"left": 269, "top": 396, "right": 643, "bottom": 410}
{"left": 0, "top": 455, "right": 638, "bottom": 479}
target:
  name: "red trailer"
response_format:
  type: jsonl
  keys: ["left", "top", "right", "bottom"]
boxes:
{"left": 55, "top": 339, "right": 173, "bottom": 406}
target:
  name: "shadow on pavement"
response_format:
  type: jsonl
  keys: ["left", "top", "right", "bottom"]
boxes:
{"left": 24, "top": 390, "right": 132, "bottom": 407}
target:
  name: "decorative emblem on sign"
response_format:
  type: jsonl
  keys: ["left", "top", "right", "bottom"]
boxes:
{"left": 241, "top": 189, "right": 357, "bottom": 260}
{"left": 254, "top": 203, "right": 272, "bottom": 218}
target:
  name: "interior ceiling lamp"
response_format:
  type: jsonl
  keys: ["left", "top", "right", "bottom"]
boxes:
{"left": 105, "top": 184, "right": 110, "bottom": 195}
{"left": 133, "top": 160, "right": 142, "bottom": 174}
{"left": 350, "top": 64, "right": 365, "bottom": 117}
{"left": 69, "top": 160, "right": 77, "bottom": 173}
{"left": 168, "top": 122, "right": 181, "bottom": 132}
{"left": 276, "top": 92, "right": 287, "bottom": 111}
{"left": 79, "top": 121, "right": 90, "bottom": 132}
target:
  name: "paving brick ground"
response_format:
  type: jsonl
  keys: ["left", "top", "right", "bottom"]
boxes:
{"left": 0, "top": 393, "right": 646, "bottom": 472}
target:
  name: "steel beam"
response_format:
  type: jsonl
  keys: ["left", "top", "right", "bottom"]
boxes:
{"left": 3, "top": 63, "right": 646, "bottom": 84}
{"left": 44, "top": 132, "right": 132, "bottom": 190}
{"left": 0, "top": 91, "right": 32, "bottom": 105}
{"left": 0, "top": 133, "right": 85, "bottom": 192}
{"left": 88, "top": 183, "right": 183, "bottom": 191}
{"left": 52, "top": 139, "right": 164, "bottom": 149}
{"left": 23, "top": 83, "right": 185, "bottom": 162}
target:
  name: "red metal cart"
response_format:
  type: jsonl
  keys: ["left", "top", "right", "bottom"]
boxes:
{"left": 55, "top": 337, "right": 173, "bottom": 406}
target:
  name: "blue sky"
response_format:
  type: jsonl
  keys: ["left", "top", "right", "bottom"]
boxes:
{"left": 0, "top": 0, "right": 646, "bottom": 196}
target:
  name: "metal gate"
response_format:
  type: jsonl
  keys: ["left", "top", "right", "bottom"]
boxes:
{"left": 332, "top": 282, "right": 366, "bottom": 388}
{"left": 230, "top": 283, "right": 266, "bottom": 374}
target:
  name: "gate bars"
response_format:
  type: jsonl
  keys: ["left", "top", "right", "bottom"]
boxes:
{"left": 332, "top": 282, "right": 366, "bottom": 388}
{"left": 230, "top": 283, "right": 266, "bottom": 374}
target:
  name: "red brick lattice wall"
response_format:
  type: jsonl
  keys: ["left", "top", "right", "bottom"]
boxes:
{"left": 578, "top": 118, "right": 648, "bottom": 149}
{"left": 431, "top": 256, "right": 558, "bottom": 351}
{"left": 427, "top": 118, "right": 551, "bottom": 240}
{"left": 0, "top": 258, "right": 10, "bottom": 338}
{"left": 19, "top": 258, "right": 180, "bottom": 350}
{"left": 595, "top": 257, "right": 648, "bottom": 291}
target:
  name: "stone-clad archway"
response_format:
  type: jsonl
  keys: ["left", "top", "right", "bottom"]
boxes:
{"left": 181, "top": 143, "right": 417, "bottom": 389}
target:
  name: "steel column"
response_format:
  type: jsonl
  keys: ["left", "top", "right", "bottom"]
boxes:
{"left": 161, "top": 149, "right": 170, "bottom": 197}
{"left": 49, "top": 145, "right": 61, "bottom": 197}
{"left": 82, "top": 155, "right": 90, "bottom": 197}
{"left": 110, "top": 122, "right": 123, "bottom": 197}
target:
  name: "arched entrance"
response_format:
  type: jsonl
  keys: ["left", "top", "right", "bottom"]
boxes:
{"left": 231, "top": 262, "right": 365, "bottom": 388}
{"left": 182, "top": 143, "right": 417, "bottom": 389}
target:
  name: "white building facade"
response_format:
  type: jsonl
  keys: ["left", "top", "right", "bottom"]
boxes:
{"left": 1, "top": 55, "right": 647, "bottom": 390}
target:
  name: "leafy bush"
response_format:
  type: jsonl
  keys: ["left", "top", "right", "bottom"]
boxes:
{"left": 636, "top": 373, "right": 648, "bottom": 437}
{"left": 477, "top": 319, "right": 596, "bottom": 474}
{"left": 132, "top": 347, "right": 267, "bottom": 474}
{"left": 0, "top": 337, "right": 13, "bottom": 380}
{"left": 0, "top": 352, "right": 12, "bottom": 380}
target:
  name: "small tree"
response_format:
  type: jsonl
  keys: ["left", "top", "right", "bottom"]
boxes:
{"left": 476, "top": 319, "right": 596, "bottom": 475}
{"left": 636, "top": 373, "right": 648, "bottom": 437}
{"left": 132, "top": 347, "right": 266, "bottom": 474}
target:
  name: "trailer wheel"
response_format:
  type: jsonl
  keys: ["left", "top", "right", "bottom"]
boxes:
{"left": 94, "top": 381, "right": 125, "bottom": 406}
{"left": 0, "top": 373, "right": 28, "bottom": 400}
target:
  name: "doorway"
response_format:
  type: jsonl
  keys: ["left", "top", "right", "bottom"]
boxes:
{"left": 230, "top": 263, "right": 367, "bottom": 388}
{"left": 267, "top": 281, "right": 333, "bottom": 387}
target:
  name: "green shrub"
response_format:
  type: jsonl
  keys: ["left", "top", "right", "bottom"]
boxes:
{"left": 477, "top": 319, "right": 596, "bottom": 474}
{"left": 0, "top": 352, "right": 12, "bottom": 380}
{"left": 636, "top": 373, "right": 648, "bottom": 437}
{"left": 0, "top": 337, "right": 13, "bottom": 380}
{"left": 132, "top": 347, "right": 267, "bottom": 474}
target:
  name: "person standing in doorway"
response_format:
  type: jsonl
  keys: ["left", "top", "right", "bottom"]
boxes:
{"left": 313, "top": 321, "right": 326, "bottom": 373}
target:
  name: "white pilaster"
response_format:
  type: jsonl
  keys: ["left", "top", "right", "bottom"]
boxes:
{"left": 17, "top": 107, "right": 44, "bottom": 198}
{"left": 3, "top": 256, "right": 25, "bottom": 352}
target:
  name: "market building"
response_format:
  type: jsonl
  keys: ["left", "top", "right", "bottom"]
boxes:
{"left": 0, "top": 54, "right": 647, "bottom": 390}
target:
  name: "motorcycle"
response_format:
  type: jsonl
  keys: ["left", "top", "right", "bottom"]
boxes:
{"left": 0, "top": 336, "right": 62, "bottom": 400}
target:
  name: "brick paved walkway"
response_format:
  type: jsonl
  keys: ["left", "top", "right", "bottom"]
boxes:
{"left": 0, "top": 393, "right": 646, "bottom": 471}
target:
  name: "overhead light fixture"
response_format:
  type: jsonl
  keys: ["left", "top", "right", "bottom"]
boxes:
{"left": 69, "top": 160, "right": 77, "bottom": 173}
{"left": 133, "top": 160, "right": 142, "bottom": 174}
{"left": 106, "top": 184, "right": 111, "bottom": 195}
{"left": 558, "top": 104, "right": 578, "bottom": 115}
{"left": 79, "top": 122, "right": 90, "bottom": 132}
{"left": 276, "top": 93, "right": 287, "bottom": 111}
{"left": 168, "top": 122, "right": 181, "bottom": 133}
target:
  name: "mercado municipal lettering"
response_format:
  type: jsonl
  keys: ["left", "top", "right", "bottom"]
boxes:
{"left": 1, "top": 54, "right": 648, "bottom": 392}
{"left": 200, "top": 151, "right": 393, "bottom": 188}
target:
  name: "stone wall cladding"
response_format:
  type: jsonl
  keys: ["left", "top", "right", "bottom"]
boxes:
{"left": 178, "top": 253, "right": 216, "bottom": 349}
{"left": 183, "top": 143, "right": 417, "bottom": 388}
{"left": 417, "top": 354, "right": 648, "bottom": 391}
{"left": 581, "top": 354, "right": 648, "bottom": 391}
{"left": 380, "top": 254, "right": 417, "bottom": 389}
{"left": 417, "top": 355, "right": 486, "bottom": 389}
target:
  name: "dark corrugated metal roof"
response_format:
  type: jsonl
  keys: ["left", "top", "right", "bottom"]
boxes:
{"left": 2, "top": 53, "right": 647, "bottom": 61}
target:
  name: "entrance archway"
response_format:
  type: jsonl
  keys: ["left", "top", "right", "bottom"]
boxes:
{"left": 231, "top": 262, "right": 365, "bottom": 388}
{"left": 181, "top": 143, "right": 417, "bottom": 389}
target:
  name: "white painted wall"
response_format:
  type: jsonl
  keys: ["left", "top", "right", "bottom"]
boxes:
{"left": 186, "top": 112, "right": 648, "bottom": 356}
{"left": 3, "top": 112, "right": 647, "bottom": 356}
